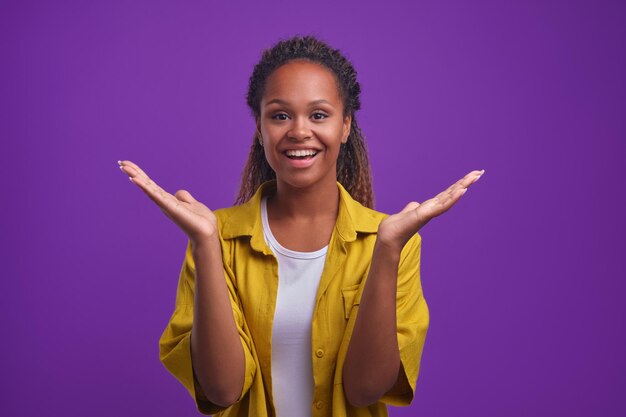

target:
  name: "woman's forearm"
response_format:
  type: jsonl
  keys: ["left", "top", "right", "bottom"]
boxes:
{"left": 190, "top": 237, "right": 245, "bottom": 407}
{"left": 342, "top": 239, "right": 402, "bottom": 407}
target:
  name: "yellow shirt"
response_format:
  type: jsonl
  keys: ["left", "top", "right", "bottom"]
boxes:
{"left": 159, "top": 180, "right": 429, "bottom": 416}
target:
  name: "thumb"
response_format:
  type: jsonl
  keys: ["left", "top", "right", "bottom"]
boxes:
{"left": 400, "top": 201, "right": 421, "bottom": 213}
{"left": 174, "top": 189, "right": 196, "bottom": 204}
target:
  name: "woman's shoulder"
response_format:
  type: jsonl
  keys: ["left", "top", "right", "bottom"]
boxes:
{"left": 211, "top": 198, "right": 261, "bottom": 241}
{"left": 351, "top": 202, "right": 388, "bottom": 228}
{"left": 212, "top": 203, "right": 252, "bottom": 225}
{"left": 338, "top": 183, "right": 389, "bottom": 233}
{"left": 212, "top": 204, "right": 243, "bottom": 221}
{"left": 211, "top": 181, "right": 275, "bottom": 233}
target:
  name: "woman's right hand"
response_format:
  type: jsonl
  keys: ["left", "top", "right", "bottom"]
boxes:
{"left": 118, "top": 160, "right": 218, "bottom": 245}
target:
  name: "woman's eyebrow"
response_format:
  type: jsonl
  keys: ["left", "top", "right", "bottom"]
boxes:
{"left": 264, "top": 98, "right": 334, "bottom": 107}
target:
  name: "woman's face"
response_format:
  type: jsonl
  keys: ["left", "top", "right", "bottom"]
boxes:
{"left": 258, "top": 59, "right": 351, "bottom": 190}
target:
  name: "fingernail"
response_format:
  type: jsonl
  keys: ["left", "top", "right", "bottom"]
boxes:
{"left": 117, "top": 160, "right": 122, "bottom": 166}
{"left": 461, "top": 188, "right": 468, "bottom": 194}
{"left": 129, "top": 176, "right": 134, "bottom": 183}
{"left": 119, "top": 165, "right": 125, "bottom": 171}
{"left": 473, "top": 174, "right": 482, "bottom": 183}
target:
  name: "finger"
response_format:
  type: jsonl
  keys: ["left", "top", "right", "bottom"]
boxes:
{"left": 400, "top": 201, "right": 421, "bottom": 213}
{"left": 457, "top": 169, "right": 485, "bottom": 189}
{"left": 118, "top": 161, "right": 170, "bottom": 202}
{"left": 174, "top": 189, "right": 197, "bottom": 204}
{"left": 418, "top": 194, "right": 457, "bottom": 219}
{"left": 122, "top": 166, "right": 181, "bottom": 214}
{"left": 118, "top": 160, "right": 148, "bottom": 176}
{"left": 440, "top": 169, "right": 485, "bottom": 197}
{"left": 418, "top": 170, "right": 484, "bottom": 220}
{"left": 118, "top": 160, "right": 152, "bottom": 184}
{"left": 429, "top": 186, "right": 467, "bottom": 214}
{"left": 117, "top": 161, "right": 203, "bottom": 233}
{"left": 131, "top": 174, "right": 169, "bottom": 205}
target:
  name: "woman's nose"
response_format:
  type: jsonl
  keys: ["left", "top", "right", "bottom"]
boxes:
{"left": 288, "top": 116, "right": 312, "bottom": 140}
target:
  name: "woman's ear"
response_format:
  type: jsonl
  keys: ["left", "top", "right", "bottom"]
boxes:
{"left": 342, "top": 114, "right": 352, "bottom": 143}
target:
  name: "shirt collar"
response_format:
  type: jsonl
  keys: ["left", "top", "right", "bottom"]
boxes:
{"left": 221, "top": 180, "right": 381, "bottom": 246}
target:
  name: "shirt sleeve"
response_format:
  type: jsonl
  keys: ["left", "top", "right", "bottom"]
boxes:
{"left": 158, "top": 240, "right": 257, "bottom": 415}
{"left": 380, "top": 231, "right": 430, "bottom": 406}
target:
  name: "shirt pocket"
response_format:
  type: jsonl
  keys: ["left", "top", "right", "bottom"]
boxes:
{"left": 341, "top": 284, "right": 361, "bottom": 319}
{"left": 341, "top": 286, "right": 413, "bottom": 320}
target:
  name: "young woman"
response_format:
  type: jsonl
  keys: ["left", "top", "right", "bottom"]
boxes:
{"left": 118, "top": 35, "right": 483, "bottom": 417}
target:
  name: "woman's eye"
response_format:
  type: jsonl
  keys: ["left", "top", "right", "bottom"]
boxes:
{"left": 312, "top": 112, "right": 328, "bottom": 120}
{"left": 272, "top": 113, "right": 289, "bottom": 121}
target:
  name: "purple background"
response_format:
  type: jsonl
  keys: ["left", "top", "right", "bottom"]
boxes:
{"left": 2, "top": 0, "right": 624, "bottom": 416}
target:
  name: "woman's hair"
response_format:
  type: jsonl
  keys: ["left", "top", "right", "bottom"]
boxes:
{"left": 234, "top": 35, "right": 374, "bottom": 208}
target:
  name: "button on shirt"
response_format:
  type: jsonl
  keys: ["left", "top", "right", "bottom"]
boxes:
{"left": 158, "top": 180, "right": 430, "bottom": 417}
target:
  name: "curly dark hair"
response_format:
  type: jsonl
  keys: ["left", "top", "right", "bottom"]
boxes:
{"left": 234, "top": 35, "right": 374, "bottom": 208}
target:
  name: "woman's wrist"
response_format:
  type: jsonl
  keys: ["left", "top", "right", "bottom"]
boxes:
{"left": 191, "top": 234, "right": 221, "bottom": 256}
{"left": 374, "top": 232, "right": 405, "bottom": 257}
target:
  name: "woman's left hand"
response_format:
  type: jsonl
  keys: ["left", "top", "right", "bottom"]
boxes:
{"left": 377, "top": 169, "right": 485, "bottom": 252}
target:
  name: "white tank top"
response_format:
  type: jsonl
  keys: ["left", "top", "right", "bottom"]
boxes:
{"left": 260, "top": 195, "right": 328, "bottom": 417}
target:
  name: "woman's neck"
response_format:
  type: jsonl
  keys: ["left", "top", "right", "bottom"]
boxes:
{"left": 268, "top": 177, "right": 340, "bottom": 222}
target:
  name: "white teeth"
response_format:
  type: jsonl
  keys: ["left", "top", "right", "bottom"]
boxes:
{"left": 285, "top": 149, "right": 318, "bottom": 157}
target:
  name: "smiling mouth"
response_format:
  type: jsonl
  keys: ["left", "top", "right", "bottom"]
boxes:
{"left": 284, "top": 150, "right": 320, "bottom": 160}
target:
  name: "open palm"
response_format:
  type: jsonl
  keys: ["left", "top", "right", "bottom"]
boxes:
{"left": 378, "top": 169, "right": 485, "bottom": 251}
{"left": 118, "top": 160, "right": 217, "bottom": 244}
